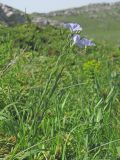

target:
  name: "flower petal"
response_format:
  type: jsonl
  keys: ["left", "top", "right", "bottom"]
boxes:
{"left": 79, "top": 38, "right": 96, "bottom": 47}
{"left": 71, "top": 35, "right": 95, "bottom": 48}
{"left": 72, "top": 34, "right": 81, "bottom": 44}
{"left": 64, "top": 23, "right": 82, "bottom": 32}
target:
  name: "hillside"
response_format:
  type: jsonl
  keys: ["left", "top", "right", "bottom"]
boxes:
{"left": 50, "top": 2, "right": 120, "bottom": 43}
{"left": 31, "top": 2, "right": 120, "bottom": 44}
{"left": 0, "top": 3, "right": 62, "bottom": 27}
{"left": 32, "top": 2, "right": 120, "bottom": 17}
{"left": 0, "top": 2, "right": 120, "bottom": 44}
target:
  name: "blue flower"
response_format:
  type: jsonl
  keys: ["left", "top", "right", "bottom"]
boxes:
{"left": 72, "top": 34, "right": 81, "bottom": 44}
{"left": 72, "top": 34, "right": 95, "bottom": 48}
{"left": 64, "top": 23, "right": 82, "bottom": 32}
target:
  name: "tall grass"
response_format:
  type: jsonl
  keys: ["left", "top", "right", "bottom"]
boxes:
{"left": 0, "top": 24, "right": 120, "bottom": 159}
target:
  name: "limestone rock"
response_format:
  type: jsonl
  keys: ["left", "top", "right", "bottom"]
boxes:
{"left": 0, "top": 3, "right": 25, "bottom": 26}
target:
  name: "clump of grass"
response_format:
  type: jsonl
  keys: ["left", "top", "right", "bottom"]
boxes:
{"left": 0, "top": 24, "right": 120, "bottom": 159}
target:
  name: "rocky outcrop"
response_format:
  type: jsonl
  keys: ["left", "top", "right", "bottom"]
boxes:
{"left": 32, "top": 17, "right": 63, "bottom": 27}
{"left": 0, "top": 3, "right": 62, "bottom": 27}
{"left": 44, "top": 2, "right": 120, "bottom": 17}
{"left": 0, "top": 3, "right": 25, "bottom": 25}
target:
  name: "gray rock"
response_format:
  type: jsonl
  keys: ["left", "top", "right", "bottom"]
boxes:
{"left": 0, "top": 3, "right": 25, "bottom": 25}
{"left": 32, "top": 17, "right": 63, "bottom": 27}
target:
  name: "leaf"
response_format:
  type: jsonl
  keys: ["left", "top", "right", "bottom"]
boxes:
{"left": 96, "top": 108, "right": 102, "bottom": 123}
{"left": 117, "top": 146, "right": 120, "bottom": 156}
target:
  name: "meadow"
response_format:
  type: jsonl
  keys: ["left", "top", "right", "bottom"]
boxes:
{"left": 51, "top": 12, "right": 120, "bottom": 45}
{"left": 0, "top": 23, "right": 120, "bottom": 160}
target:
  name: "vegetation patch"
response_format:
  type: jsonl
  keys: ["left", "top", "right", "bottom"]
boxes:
{"left": 0, "top": 23, "right": 120, "bottom": 159}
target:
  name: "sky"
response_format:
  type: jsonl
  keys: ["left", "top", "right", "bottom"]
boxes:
{"left": 0, "top": 0, "right": 118, "bottom": 13}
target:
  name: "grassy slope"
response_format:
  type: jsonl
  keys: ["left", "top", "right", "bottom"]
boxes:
{"left": 49, "top": 6, "right": 120, "bottom": 44}
{"left": 0, "top": 24, "right": 120, "bottom": 159}
{"left": 52, "top": 14, "right": 120, "bottom": 44}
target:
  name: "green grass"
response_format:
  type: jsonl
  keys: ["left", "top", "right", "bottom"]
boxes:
{"left": 51, "top": 13, "right": 120, "bottom": 45}
{"left": 0, "top": 24, "right": 120, "bottom": 159}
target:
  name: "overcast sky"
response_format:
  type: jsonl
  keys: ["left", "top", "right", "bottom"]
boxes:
{"left": 0, "top": 0, "right": 118, "bottom": 13}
